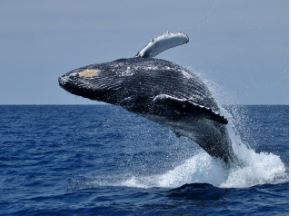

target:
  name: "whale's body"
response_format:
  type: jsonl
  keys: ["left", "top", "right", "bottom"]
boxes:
{"left": 58, "top": 32, "right": 237, "bottom": 163}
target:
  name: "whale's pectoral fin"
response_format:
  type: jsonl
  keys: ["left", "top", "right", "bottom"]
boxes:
{"left": 136, "top": 32, "right": 189, "bottom": 58}
{"left": 153, "top": 94, "right": 228, "bottom": 124}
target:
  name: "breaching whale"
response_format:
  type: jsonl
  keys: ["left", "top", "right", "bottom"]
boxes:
{"left": 58, "top": 32, "right": 237, "bottom": 163}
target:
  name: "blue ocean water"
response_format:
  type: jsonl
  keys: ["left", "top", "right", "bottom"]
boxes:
{"left": 0, "top": 105, "right": 288, "bottom": 215}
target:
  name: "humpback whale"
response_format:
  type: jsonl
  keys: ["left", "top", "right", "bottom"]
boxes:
{"left": 58, "top": 32, "right": 237, "bottom": 163}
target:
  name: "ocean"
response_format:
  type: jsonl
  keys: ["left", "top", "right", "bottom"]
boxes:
{"left": 0, "top": 105, "right": 288, "bottom": 215}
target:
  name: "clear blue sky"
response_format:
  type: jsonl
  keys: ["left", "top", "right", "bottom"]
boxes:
{"left": 0, "top": 0, "right": 288, "bottom": 104}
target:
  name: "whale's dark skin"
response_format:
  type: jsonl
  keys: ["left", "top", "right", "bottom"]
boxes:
{"left": 59, "top": 57, "right": 237, "bottom": 163}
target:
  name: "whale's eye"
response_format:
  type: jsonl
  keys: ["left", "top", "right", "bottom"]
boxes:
{"left": 79, "top": 69, "right": 101, "bottom": 78}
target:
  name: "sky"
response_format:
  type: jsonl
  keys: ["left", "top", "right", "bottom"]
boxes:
{"left": 0, "top": 0, "right": 288, "bottom": 105}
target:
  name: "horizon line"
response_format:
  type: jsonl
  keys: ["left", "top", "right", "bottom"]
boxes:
{"left": 0, "top": 103, "right": 288, "bottom": 106}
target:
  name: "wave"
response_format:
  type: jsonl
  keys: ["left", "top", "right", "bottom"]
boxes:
{"left": 70, "top": 143, "right": 287, "bottom": 190}
{"left": 121, "top": 148, "right": 287, "bottom": 188}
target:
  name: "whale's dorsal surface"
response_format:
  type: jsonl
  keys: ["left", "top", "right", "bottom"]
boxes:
{"left": 136, "top": 32, "right": 189, "bottom": 58}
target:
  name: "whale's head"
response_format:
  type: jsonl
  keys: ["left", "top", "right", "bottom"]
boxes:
{"left": 58, "top": 58, "right": 156, "bottom": 110}
{"left": 59, "top": 61, "right": 123, "bottom": 104}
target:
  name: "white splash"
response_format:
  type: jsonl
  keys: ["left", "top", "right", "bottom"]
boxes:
{"left": 117, "top": 145, "right": 287, "bottom": 189}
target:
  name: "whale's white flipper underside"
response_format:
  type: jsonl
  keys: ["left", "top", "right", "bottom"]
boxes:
{"left": 136, "top": 32, "right": 189, "bottom": 58}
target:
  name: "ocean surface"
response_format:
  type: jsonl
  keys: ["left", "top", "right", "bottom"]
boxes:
{"left": 0, "top": 105, "right": 288, "bottom": 215}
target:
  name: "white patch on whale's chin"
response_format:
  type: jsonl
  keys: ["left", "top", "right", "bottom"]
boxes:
{"left": 79, "top": 69, "right": 101, "bottom": 78}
